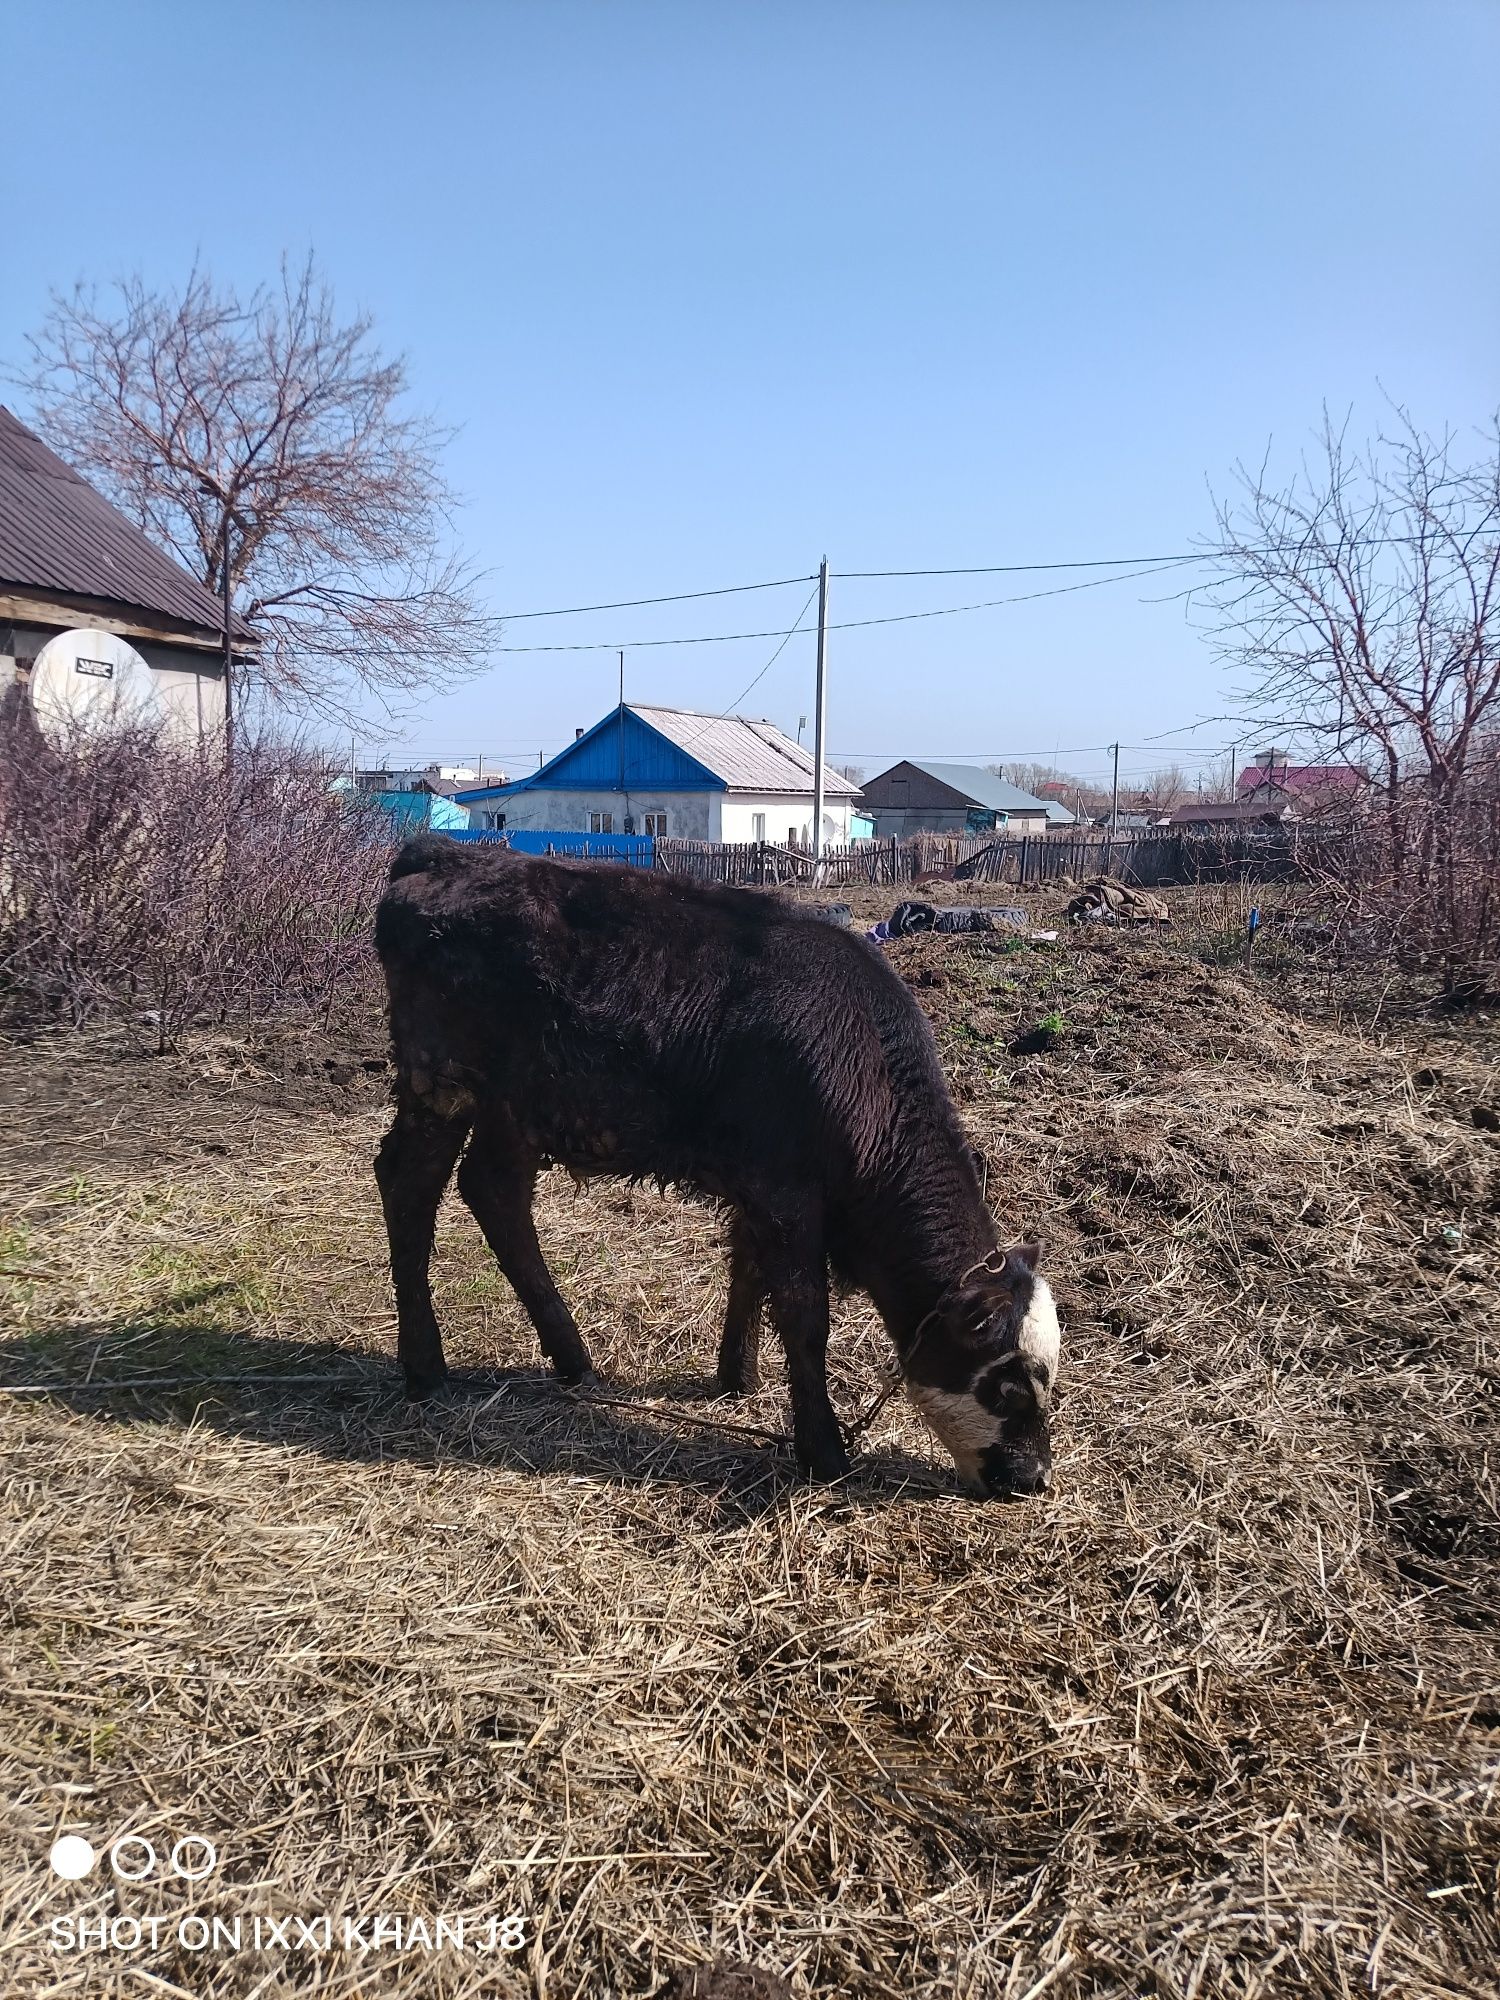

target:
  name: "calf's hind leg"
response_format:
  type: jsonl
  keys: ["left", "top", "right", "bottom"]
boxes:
{"left": 375, "top": 1089, "right": 469, "bottom": 1400}
{"left": 716, "top": 1214, "right": 765, "bottom": 1396}
{"left": 456, "top": 1122, "right": 595, "bottom": 1384}
{"left": 749, "top": 1203, "right": 849, "bottom": 1482}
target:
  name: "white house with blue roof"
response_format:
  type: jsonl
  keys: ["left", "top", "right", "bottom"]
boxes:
{"left": 454, "top": 703, "right": 861, "bottom": 846}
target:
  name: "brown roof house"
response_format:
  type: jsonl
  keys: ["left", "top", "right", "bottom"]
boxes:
{"left": 0, "top": 406, "right": 251, "bottom": 746}
{"left": 1166, "top": 800, "right": 1295, "bottom": 831}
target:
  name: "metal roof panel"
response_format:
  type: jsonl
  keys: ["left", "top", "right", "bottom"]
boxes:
{"left": 0, "top": 406, "right": 247, "bottom": 640}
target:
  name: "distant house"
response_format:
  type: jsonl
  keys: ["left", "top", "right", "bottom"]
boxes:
{"left": 453, "top": 703, "right": 860, "bottom": 846}
{"left": 0, "top": 405, "right": 250, "bottom": 746}
{"left": 858, "top": 761, "right": 1051, "bottom": 839}
{"left": 1042, "top": 799, "right": 1078, "bottom": 829}
{"left": 357, "top": 762, "right": 494, "bottom": 793}
{"left": 1167, "top": 800, "right": 1294, "bottom": 831}
{"left": 366, "top": 789, "right": 471, "bottom": 835}
{"left": 1237, "top": 752, "right": 1371, "bottom": 812}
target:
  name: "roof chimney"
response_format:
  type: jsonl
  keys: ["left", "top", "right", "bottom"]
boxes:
{"left": 575, "top": 727, "right": 584, "bottom": 740}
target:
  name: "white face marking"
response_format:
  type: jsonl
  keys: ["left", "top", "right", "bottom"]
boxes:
{"left": 907, "top": 1384, "right": 1002, "bottom": 1493}
{"left": 1017, "top": 1276, "right": 1061, "bottom": 1387}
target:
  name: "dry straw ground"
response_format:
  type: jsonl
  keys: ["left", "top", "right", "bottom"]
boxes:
{"left": 1, "top": 889, "right": 1497, "bottom": 1999}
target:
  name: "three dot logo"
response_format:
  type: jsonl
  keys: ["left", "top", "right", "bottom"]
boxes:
{"left": 49, "top": 1836, "right": 96, "bottom": 1882}
{"left": 49, "top": 1834, "right": 217, "bottom": 1882}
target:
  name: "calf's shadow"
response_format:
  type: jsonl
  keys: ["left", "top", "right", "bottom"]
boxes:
{"left": 0, "top": 1316, "right": 962, "bottom": 1527}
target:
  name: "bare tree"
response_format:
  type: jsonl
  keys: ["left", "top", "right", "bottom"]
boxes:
{"left": 1192, "top": 751, "right": 1238, "bottom": 803}
{"left": 1207, "top": 407, "right": 1500, "bottom": 808}
{"left": 21, "top": 258, "right": 498, "bottom": 730}
{"left": 1123, "top": 762, "right": 1189, "bottom": 811}
{"left": 1208, "top": 408, "right": 1500, "bottom": 996}
{"left": 990, "top": 761, "right": 1111, "bottom": 819}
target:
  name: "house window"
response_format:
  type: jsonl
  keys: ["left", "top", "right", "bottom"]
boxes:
{"left": 751, "top": 813, "right": 766, "bottom": 842}
{"left": 642, "top": 812, "right": 668, "bottom": 837}
{"left": 588, "top": 811, "right": 614, "bottom": 834}
{"left": 485, "top": 810, "right": 507, "bottom": 830}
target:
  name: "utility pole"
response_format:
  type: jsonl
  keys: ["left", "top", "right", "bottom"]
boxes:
{"left": 1228, "top": 742, "right": 1238, "bottom": 802}
{"left": 1110, "top": 742, "right": 1120, "bottom": 832}
{"left": 221, "top": 514, "right": 234, "bottom": 771}
{"left": 811, "top": 557, "right": 829, "bottom": 868}
{"left": 617, "top": 649, "right": 626, "bottom": 798}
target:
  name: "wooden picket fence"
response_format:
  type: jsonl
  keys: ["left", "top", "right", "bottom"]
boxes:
{"left": 654, "top": 827, "right": 1326, "bottom": 890}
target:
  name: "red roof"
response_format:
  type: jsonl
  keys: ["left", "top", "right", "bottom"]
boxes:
{"left": 1238, "top": 764, "right": 1369, "bottom": 796}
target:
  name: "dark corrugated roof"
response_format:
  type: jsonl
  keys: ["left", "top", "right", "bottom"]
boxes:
{"left": 0, "top": 405, "right": 247, "bottom": 640}
{"left": 1167, "top": 801, "right": 1291, "bottom": 826}
{"left": 891, "top": 761, "right": 1050, "bottom": 814}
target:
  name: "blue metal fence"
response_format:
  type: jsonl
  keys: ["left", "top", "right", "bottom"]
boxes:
{"left": 448, "top": 829, "right": 657, "bottom": 866}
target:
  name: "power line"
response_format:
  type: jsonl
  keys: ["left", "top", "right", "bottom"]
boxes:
{"left": 493, "top": 559, "right": 1195, "bottom": 654}
{"left": 677, "top": 582, "right": 822, "bottom": 744}
{"left": 497, "top": 573, "right": 816, "bottom": 620}
{"left": 494, "top": 532, "right": 1472, "bottom": 624}
{"left": 838, "top": 553, "right": 1202, "bottom": 579}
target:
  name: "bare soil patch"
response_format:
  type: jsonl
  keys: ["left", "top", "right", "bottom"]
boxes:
{"left": 1, "top": 920, "right": 1496, "bottom": 1997}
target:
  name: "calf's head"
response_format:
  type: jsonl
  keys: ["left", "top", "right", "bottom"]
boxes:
{"left": 906, "top": 1242, "right": 1060, "bottom": 1498}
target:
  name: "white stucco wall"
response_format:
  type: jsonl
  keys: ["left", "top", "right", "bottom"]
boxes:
{"left": 135, "top": 642, "right": 227, "bottom": 745}
{"left": 717, "top": 792, "right": 855, "bottom": 847}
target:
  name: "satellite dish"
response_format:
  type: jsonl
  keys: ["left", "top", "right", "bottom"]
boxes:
{"left": 28, "top": 628, "right": 166, "bottom": 741}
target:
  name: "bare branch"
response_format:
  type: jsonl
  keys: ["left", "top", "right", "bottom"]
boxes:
{"left": 20, "top": 256, "right": 499, "bottom": 726}
{"left": 1203, "top": 409, "right": 1500, "bottom": 807}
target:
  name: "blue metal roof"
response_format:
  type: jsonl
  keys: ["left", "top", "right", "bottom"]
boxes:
{"left": 454, "top": 705, "right": 722, "bottom": 803}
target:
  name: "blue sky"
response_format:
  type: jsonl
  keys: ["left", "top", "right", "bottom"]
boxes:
{"left": 3, "top": 1, "right": 1496, "bottom": 791}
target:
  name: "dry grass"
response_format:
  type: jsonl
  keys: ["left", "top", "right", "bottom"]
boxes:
{"left": 1, "top": 908, "right": 1498, "bottom": 1998}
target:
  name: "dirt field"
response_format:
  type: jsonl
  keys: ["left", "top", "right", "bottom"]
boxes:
{"left": 2, "top": 893, "right": 1497, "bottom": 1998}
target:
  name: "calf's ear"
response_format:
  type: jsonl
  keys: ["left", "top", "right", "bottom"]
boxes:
{"left": 1007, "top": 1239, "right": 1043, "bottom": 1275}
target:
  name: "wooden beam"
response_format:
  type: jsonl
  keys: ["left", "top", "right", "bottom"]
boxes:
{"left": 0, "top": 590, "right": 249, "bottom": 660}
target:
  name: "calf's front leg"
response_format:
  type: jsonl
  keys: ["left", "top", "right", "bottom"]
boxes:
{"left": 751, "top": 1206, "right": 849, "bottom": 1482}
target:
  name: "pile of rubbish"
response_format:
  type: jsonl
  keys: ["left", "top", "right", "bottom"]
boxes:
{"left": 1065, "top": 879, "right": 1171, "bottom": 927}
{"left": 867, "top": 900, "right": 1044, "bottom": 945}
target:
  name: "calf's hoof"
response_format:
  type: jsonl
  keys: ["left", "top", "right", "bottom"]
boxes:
{"left": 715, "top": 1363, "right": 760, "bottom": 1398}
{"left": 403, "top": 1366, "right": 451, "bottom": 1404}
{"left": 796, "top": 1436, "right": 852, "bottom": 1484}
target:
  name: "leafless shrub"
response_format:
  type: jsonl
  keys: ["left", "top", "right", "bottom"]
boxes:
{"left": 0, "top": 716, "right": 393, "bottom": 1046}
{"left": 1307, "top": 792, "right": 1500, "bottom": 1002}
